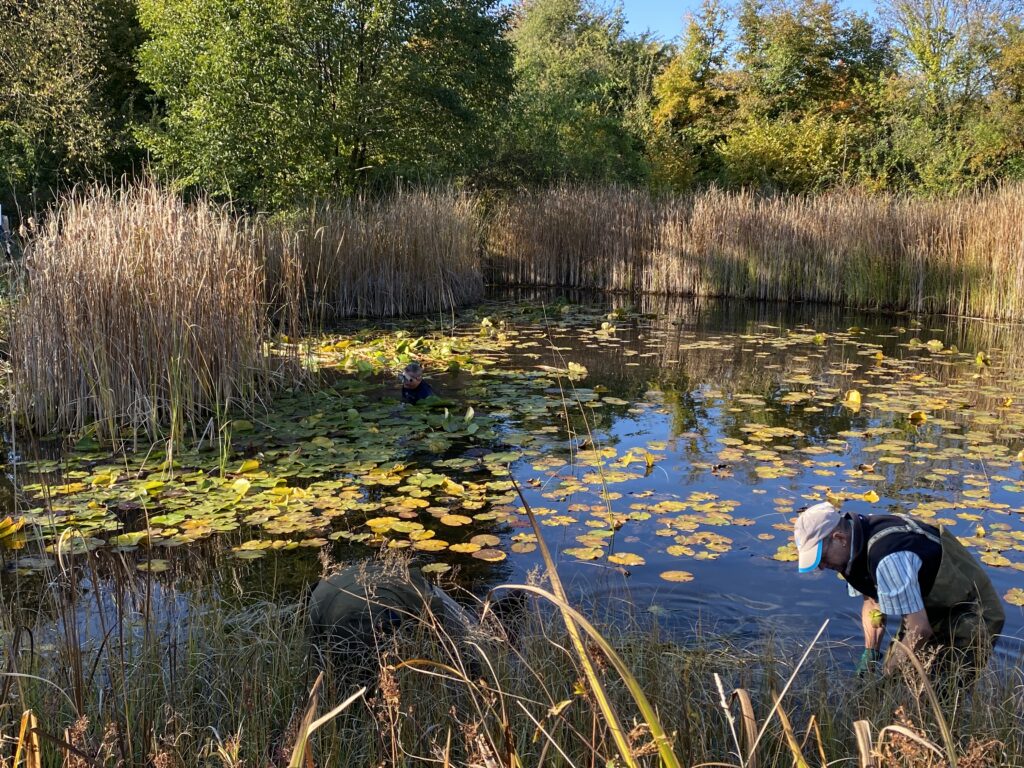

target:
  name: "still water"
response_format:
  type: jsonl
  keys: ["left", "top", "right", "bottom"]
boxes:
{"left": 5, "top": 293, "right": 1024, "bottom": 661}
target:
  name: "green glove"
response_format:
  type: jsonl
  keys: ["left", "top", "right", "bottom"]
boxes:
{"left": 855, "top": 647, "right": 881, "bottom": 677}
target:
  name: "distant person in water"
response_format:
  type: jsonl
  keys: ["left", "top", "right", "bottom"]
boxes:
{"left": 399, "top": 361, "right": 434, "bottom": 404}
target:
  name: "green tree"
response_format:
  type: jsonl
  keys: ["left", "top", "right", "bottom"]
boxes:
{"left": 0, "top": 0, "right": 146, "bottom": 216}
{"left": 881, "top": 0, "right": 1020, "bottom": 124}
{"left": 735, "top": 0, "right": 891, "bottom": 118}
{"left": 719, "top": 0, "right": 891, "bottom": 191}
{"left": 137, "top": 0, "right": 513, "bottom": 206}
{"left": 649, "top": 0, "right": 734, "bottom": 188}
{"left": 499, "top": 0, "right": 664, "bottom": 185}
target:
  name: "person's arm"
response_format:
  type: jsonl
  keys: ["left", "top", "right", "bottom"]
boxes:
{"left": 854, "top": 596, "right": 886, "bottom": 675}
{"left": 884, "top": 608, "right": 933, "bottom": 674}
{"left": 872, "top": 550, "right": 931, "bottom": 674}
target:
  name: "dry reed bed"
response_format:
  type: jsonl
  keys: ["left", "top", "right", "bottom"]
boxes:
{"left": 10, "top": 186, "right": 484, "bottom": 439}
{"left": 9, "top": 185, "right": 270, "bottom": 442}
{"left": 262, "top": 190, "right": 484, "bottom": 323}
{"left": 487, "top": 185, "right": 1024, "bottom": 319}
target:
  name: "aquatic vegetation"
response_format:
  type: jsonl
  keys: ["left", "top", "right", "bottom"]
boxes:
{"left": 9, "top": 300, "right": 1024, "bottom": 630}
{"left": 488, "top": 185, "right": 1024, "bottom": 320}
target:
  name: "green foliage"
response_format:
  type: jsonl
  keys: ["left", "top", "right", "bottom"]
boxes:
{"left": 718, "top": 112, "right": 859, "bottom": 191}
{"left": 649, "top": 0, "right": 1024, "bottom": 194}
{"left": 649, "top": 0, "right": 734, "bottom": 188}
{"left": 3, "top": 0, "right": 1024, "bottom": 204}
{"left": 497, "top": 0, "right": 663, "bottom": 185}
{"left": 137, "top": 0, "right": 513, "bottom": 206}
{"left": 0, "top": 0, "right": 147, "bottom": 215}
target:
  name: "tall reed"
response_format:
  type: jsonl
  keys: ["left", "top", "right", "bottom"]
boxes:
{"left": 262, "top": 189, "right": 484, "bottom": 323}
{"left": 9, "top": 184, "right": 270, "bottom": 442}
{"left": 487, "top": 185, "right": 1024, "bottom": 320}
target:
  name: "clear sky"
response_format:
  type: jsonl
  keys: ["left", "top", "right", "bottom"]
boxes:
{"left": 621, "top": 0, "right": 880, "bottom": 41}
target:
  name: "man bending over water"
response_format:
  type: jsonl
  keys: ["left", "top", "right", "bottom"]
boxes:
{"left": 793, "top": 502, "right": 1004, "bottom": 678}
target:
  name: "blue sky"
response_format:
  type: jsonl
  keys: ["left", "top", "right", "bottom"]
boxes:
{"left": 621, "top": 0, "right": 879, "bottom": 40}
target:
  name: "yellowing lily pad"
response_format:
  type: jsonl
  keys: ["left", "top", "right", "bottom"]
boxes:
{"left": 659, "top": 570, "right": 694, "bottom": 582}
{"left": 471, "top": 548, "right": 506, "bottom": 562}
{"left": 1004, "top": 588, "right": 1024, "bottom": 606}
{"left": 608, "top": 552, "right": 645, "bottom": 567}
{"left": 413, "top": 539, "right": 449, "bottom": 552}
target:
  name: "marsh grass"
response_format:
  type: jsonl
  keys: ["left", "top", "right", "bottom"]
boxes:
{"left": 488, "top": 185, "right": 1024, "bottom": 320}
{"left": 2, "top": 548, "right": 1022, "bottom": 768}
{"left": 262, "top": 190, "right": 484, "bottom": 324}
{"left": 9, "top": 184, "right": 271, "bottom": 444}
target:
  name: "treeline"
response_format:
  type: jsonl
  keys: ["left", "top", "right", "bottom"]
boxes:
{"left": 2, "top": 0, "right": 1024, "bottom": 217}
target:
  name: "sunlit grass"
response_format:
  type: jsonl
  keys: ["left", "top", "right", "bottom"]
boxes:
{"left": 2, "top": 549, "right": 1022, "bottom": 767}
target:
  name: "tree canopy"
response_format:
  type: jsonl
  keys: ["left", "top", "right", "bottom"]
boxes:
{"left": 2, "top": 0, "right": 1024, "bottom": 213}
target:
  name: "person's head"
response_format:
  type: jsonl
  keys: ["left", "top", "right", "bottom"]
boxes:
{"left": 794, "top": 502, "right": 852, "bottom": 573}
{"left": 399, "top": 361, "right": 423, "bottom": 389}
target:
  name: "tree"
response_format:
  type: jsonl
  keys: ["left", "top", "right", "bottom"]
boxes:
{"left": 735, "top": 0, "right": 891, "bottom": 118}
{"left": 881, "top": 0, "right": 1023, "bottom": 124}
{"left": 649, "top": 0, "right": 734, "bottom": 188}
{"left": 498, "top": 0, "right": 665, "bottom": 185}
{"left": 137, "top": 0, "right": 513, "bottom": 206}
{"left": 0, "top": 0, "right": 147, "bottom": 216}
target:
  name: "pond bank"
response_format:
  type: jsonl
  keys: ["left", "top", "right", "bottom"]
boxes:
{"left": 5, "top": 553, "right": 1023, "bottom": 767}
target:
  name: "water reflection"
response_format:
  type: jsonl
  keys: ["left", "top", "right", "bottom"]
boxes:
{"left": 4, "top": 293, "right": 1024, "bottom": 663}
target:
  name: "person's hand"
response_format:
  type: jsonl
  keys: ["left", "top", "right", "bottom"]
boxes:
{"left": 855, "top": 647, "right": 881, "bottom": 677}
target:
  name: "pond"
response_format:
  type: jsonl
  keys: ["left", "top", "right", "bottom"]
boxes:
{"left": 4, "top": 292, "right": 1024, "bottom": 662}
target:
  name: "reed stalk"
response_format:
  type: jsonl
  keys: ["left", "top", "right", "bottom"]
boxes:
{"left": 487, "top": 184, "right": 1024, "bottom": 321}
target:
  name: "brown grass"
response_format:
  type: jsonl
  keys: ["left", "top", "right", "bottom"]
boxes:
{"left": 487, "top": 185, "right": 1024, "bottom": 319}
{"left": 9, "top": 184, "right": 270, "bottom": 442}
{"left": 262, "top": 189, "right": 484, "bottom": 323}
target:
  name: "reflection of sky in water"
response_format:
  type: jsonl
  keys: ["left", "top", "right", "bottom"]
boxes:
{"left": 493, "top": 295, "right": 1024, "bottom": 663}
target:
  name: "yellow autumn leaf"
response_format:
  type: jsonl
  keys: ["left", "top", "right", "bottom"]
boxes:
{"left": 237, "top": 459, "right": 260, "bottom": 474}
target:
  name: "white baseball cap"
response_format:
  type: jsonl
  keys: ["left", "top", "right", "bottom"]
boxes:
{"left": 794, "top": 502, "right": 843, "bottom": 573}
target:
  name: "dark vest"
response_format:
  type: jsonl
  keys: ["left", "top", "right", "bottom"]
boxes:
{"left": 843, "top": 514, "right": 942, "bottom": 601}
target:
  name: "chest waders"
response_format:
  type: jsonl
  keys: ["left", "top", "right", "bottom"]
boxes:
{"left": 868, "top": 516, "right": 1005, "bottom": 668}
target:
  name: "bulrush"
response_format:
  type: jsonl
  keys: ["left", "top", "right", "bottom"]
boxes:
{"left": 9, "top": 183, "right": 270, "bottom": 442}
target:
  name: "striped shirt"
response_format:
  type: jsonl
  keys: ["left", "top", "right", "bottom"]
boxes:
{"left": 846, "top": 550, "right": 926, "bottom": 616}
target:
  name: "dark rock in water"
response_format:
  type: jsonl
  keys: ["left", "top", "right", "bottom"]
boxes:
{"left": 309, "top": 563, "right": 449, "bottom": 655}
